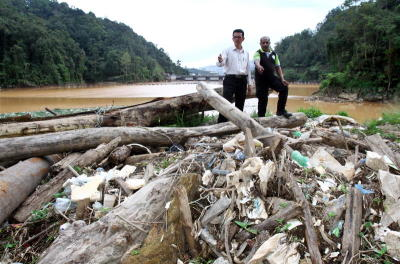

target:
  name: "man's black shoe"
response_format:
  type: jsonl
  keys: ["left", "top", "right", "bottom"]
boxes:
{"left": 276, "top": 110, "right": 292, "bottom": 119}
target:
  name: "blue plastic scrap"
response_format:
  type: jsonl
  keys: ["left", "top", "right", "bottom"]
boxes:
{"left": 233, "top": 151, "right": 246, "bottom": 161}
{"left": 211, "top": 168, "right": 231, "bottom": 176}
{"left": 355, "top": 184, "right": 374, "bottom": 194}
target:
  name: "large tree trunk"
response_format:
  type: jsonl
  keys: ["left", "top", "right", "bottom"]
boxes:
{"left": 0, "top": 113, "right": 306, "bottom": 162}
{"left": 196, "top": 82, "right": 282, "bottom": 148}
{"left": 38, "top": 173, "right": 200, "bottom": 264}
{"left": 13, "top": 138, "right": 121, "bottom": 222}
{"left": 0, "top": 87, "right": 238, "bottom": 138}
{"left": 0, "top": 155, "right": 60, "bottom": 224}
{"left": 196, "top": 82, "right": 269, "bottom": 137}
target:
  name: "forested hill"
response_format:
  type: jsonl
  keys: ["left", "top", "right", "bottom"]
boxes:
{"left": 0, "top": 0, "right": 187, "bottom": 88}
{"left": 275, "top": 0, "right": 399, "bottom": 99}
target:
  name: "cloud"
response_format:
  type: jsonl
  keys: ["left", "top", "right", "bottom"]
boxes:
{"left": 61, "top": 0, "right": 344, "bottom": 68}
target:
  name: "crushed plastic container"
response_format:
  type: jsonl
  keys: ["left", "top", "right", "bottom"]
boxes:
{"left": 291, "top": 150, "right": 309, "bottom": 167}
{"left": 233, "top": 150, "right": 246, "bottom": 161}
{"left": 54, "top": 198, "right": 73, "bottom": 213}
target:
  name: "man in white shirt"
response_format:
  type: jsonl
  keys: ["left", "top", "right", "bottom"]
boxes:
{"left": 216, "top": 29, "right": 252, "bottom": 123}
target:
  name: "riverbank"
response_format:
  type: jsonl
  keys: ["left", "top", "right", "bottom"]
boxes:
{"left": 1, "top": 111, "right": 399, "bottom": 263}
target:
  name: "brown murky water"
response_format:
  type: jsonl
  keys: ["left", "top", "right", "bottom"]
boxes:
{"left": 0, "top": 82, "right": 398, "bottom": 122}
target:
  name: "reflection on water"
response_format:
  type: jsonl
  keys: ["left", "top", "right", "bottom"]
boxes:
{"left": 0, "top": 82, "right": 398, "bottom": 122}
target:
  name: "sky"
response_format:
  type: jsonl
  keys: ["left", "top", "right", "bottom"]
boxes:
{"left": 61, "top": 0, "right": 344, "bottom": 68}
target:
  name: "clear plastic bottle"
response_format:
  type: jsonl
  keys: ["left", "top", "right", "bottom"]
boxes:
{"left": 291, "top": 150, "right": 309, "bottom": 167}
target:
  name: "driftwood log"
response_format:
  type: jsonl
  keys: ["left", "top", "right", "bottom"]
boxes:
{"left": 38, "top": 173, "right": 200, "bottom": 264}
{"left": 285, "top": 170, "right": 323, "bottom": 264}
{"left": 314, "top": 129, "right": 369, "bottom": 151}
{"left": 341, "top": 187, "right": 363, "bottom": 263}
{"left": 0, "top": 113, "right": 307, "bottom": 162}
{"left": 50, "top": 153, "right": 81, "bottom": 174}
{"left": 0, "top": 87, "right": 253, "bottom": 138}
{"left": 196, "top": 82, "right": 282, "bottom": 149}
{"left": 0, "top": 155, "right": 60, "bottom": 224}
{"left": 13, "top": 137, "right": 121, "bottom": 222}
{"left": 197, "top": 82, "right": 272, "bottom": 138}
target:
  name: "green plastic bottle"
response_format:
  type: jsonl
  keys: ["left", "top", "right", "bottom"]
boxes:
{"left": 291, "top": 150, "right": 309, "bottom": 167}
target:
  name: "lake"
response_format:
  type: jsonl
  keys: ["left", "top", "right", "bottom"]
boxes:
{"left": 0, "top": 82, "right": 398, "bottom": 122}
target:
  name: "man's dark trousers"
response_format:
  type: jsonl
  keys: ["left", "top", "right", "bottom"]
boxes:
{"left": 218, "top": 75, "right": 247, "bottom": 123}
{"left": 256, "top": 75, "right": 288, "bottom": 117}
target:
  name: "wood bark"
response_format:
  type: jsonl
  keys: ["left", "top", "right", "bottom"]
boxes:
{"left": 108, "top": 145, "right": 132, "bottom": 165}
{"left": 13, "top": 137, "right": 121, "bottom": 222}
{"left": 38, "top": 176, "right": 174, "bottom": 264}
{"left": 341, "top": 187, "right": 363, "bottom": 263}
{"left": 285, "top": 171, "right": 323, "bottom": 264}
{"left": 0, "top": 88, "right": 232, "bottom": 138}
{"left": 50, "top": 153, "right": 81, "bottom": 174}
{"left": 175, "top": 185, "right": 199, "bottom": 257}
{"left": 125, "top": 153, "right": 164, "bottom": 165}
{"left": 0, "top": 155, "right": 60, "bottom": 224}
{"left": 0, "top": 114, "right": 307, "bottom": 162}
{"left": 314, "top": 129, "right": 369, "bottom": 151}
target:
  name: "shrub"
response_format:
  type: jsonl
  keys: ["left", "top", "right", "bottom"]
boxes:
{"left": 297, "top": 107, "right": 323, "bottom": 118}
{"left": 336, "top": 111, "right": 349, "bottom": 117}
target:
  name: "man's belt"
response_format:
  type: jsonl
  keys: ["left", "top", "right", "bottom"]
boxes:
{"left": 225, "top": 74, "right": 247, "bottom": 79}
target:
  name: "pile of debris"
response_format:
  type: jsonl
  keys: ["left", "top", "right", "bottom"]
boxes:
{"left": 1, "top": 83, "right": 399, "bottom": 264}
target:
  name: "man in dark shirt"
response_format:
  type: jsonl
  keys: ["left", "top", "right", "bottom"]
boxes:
{"left": 254, "top": 36, "right": 292, "bottom": 118}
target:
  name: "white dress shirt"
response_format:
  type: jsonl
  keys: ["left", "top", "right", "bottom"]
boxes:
{"left": 217, "top": 46, "right": 252, "bottom": 84}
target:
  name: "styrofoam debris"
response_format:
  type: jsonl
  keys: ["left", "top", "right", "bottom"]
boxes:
{"left": 309, "top": 147, "right": 355, "bottom": 181}
{"left": 379, "top": 170, "right": 400, "bottom": 203}
{"left": 226, "top": 171, "right": 254, "bottom": 198}
{"left": 384, "top": 230, "right": 400, "bottom": 260}
{"left": 286, "top": 219, "right": 303, "bottom": 230}
{"left": 71, "top": 175, "right": 104, "bottom": 202}
{"left": 223, "top": 133, "right": 245, "bottom": 152}
{"left": 202, "top": 170, "right": 214, "bottom": 186}
{"left": 223, "top": 133, "right": 263, "bottom": 153}
{"left": 103, "top": 194, "right": 116, "bottom": 208}
{"left": 106, "top": 165, "right": 137, "bottom": 180}
{"left": 125, "top": 178, "right": 146, "bottom": 190}
{"left": 374, "top": 226, "right": 400, "bottom": 260}
{"left": 315, "top": 115, "right": 358, "bottom": 126}
{"left": 248, "top": 233, "right": 300, "bottom": 264}
{"left": 259, "top": 160, "right": 276, "bottom": 197}
{"left": 381, "top": 201, "right": 400, "bottom": 227}
{"left": 330, "top": 252, "right": 340, "bottom": 258}
{"left": 366, "top": 151, "right": 389, "bottom": 171}
{"left": 241, "top": 157, "right": 263, "bottom": 176}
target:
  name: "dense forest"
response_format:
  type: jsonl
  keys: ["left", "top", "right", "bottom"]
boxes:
{"left": 0, "top": 0, "right": 187, "bottom": 88}
{"left": 275, "top": 0, "right": 400, "bottom": 99}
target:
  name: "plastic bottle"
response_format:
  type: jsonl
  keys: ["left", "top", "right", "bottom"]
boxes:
{"left": 291, "top": 150, "right": 309, "bottom": 168}
{"left": 292, "top": 131, "right": 302, "bottom": 138}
